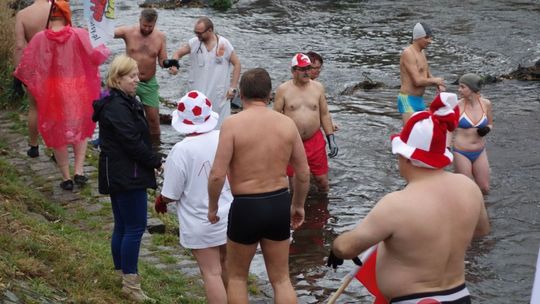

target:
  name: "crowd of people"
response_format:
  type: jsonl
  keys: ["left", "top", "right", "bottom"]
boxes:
{"left": 13, "top": 1, "right": 494, "bottom": 302}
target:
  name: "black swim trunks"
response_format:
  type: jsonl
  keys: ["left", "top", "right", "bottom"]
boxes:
{"left": 390, "top": 283, "right": 471, "bottom": 304}
{"left": 227, "top": 188, "right": 291, "bottom": 245}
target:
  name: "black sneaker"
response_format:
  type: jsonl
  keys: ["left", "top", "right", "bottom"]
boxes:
{"left": 74, "top": 174, "right": 88, "bottom": 186}
{"left": 60, "top": 180, "right": 74, "bottom": 191}
{"left": 27, "top": 145, "right": 39, "bottom": 158}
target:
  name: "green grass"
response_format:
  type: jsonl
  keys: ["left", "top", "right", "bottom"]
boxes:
{"left": 0, "top": 140, "right": 205, "bottom": 303}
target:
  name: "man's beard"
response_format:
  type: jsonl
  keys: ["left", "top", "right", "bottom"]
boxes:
{"left": 140, "top": 29, "right": 152, "bottom": 36}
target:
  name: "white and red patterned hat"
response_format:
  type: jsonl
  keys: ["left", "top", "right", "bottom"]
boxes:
{"left": 391, "top": 92, "right": 460, "bottom": 169}
{"left": 171, "top": 90, "right": 219, "bottom": 134}
{"left": 291, "top": 53, "right": 311, "bottom": 68}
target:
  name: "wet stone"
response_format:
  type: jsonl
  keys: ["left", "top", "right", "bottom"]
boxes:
{"left": 83, "top": 165, "right": 96, "bottom": 173}
{"left": 176, "top": 264, "right": 200, "bottom": 277}
{"left": 3, "top": 290, "right": 20, "bottom": 303}
{"left": 98, "top": 196, "right": 110, "bottom": 204}
{"left": 10, "top": 159, "right": 28, "bottom": 167}
{"left": 141, "top": 255, "right": 160, "bottom": 264}
{"left": 177, "top": 259, "right": 198, "bottom": 268}
{"left": 27, "top": 212, "right": 48, "bottom": 223}
{"left": 82, "top": 203, "right": 103, "bottom": 213}
{"left": 53, "top": 191, "right": 81, "bottom": 202}
{"left": 147, "top": 217, "right": 165, "bottom": 234}
{"left": 139, "top": 248, "right": 152, "bottom": 257}
{"left": 153, "top": 263, "right": 169, "bottom": 270}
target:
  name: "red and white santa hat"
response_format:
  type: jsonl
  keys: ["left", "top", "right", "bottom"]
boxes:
{"left": 171, "top": 90, "right": 219, "bottom": 134}
{"left": 291, "top": 53, "right": 311, "bottom": 68}
{"left": 391, "top": 92, "right": 460, "bottom": 169}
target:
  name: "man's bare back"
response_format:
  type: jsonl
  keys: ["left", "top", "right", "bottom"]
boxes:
{"left": 332, "top": 161, "right": 489, "bottom": 299}
{"left": 14, "top": 0, "right": 50, "bottom": 65}
{"left": 114, "top": 25, "right": 166, "bottom": 81}
{"left": 218, "top": 106, "right": 301, "bottom": 195}
{"left": 374, "top": 169, "right": 487, "bottom": 298}
{"left": 331, "top": 95, "right": 488, "bottom": 301}
{"left": 274, "top": 79, "right": 327, "bottom": 140}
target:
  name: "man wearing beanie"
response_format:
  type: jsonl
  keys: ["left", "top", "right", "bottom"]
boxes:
{"left": 398, "top": 22, "right": 446, "bottom": 124}
{"left": 329, "top": 93, "right": 490, "bottom": 303}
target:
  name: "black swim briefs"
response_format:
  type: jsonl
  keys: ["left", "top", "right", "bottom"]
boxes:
{"left": 227, "top": 188, "right": 291, "bottom": 245}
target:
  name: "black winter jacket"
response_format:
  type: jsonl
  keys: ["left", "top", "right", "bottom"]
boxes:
{"left": 92, "top": 89, "right": 161, "bottom": 194}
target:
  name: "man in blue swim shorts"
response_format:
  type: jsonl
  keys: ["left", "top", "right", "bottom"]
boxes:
{"left": 329, "top": 93, "right": 490, "bottom": 303}
{"left": 399, "top": 22, "right": 446, "bottom": 124}
{"left": 208, "top": 68, "right": 309, "bottom": 303}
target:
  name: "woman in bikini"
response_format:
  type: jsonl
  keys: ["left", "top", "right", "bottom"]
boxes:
{"left": 452, "top": 73, "right": 493, "bottom": 194}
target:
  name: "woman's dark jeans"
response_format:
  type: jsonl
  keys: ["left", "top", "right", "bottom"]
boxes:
{"left": 110, "top": 189, "right": 148, "bottom": 274}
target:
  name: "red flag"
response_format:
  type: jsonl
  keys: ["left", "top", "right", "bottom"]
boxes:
{"left": 355, "top": 247, "right": 388, "bottom": 304}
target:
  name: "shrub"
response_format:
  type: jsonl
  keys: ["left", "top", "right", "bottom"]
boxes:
{"left": 0, "top": 1, "right": 19, "bottom": 109}
{"left": 210, "top": 0, "right": 232, "bottom": 10}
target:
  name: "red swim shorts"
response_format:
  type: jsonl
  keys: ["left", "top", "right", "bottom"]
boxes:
{"left": 287, "top": 129, "right": 329, "bottom": 177}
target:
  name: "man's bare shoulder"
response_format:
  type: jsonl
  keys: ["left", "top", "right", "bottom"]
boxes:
{"left": 447, "top": 171, "right": 482, "bottom": 192}
{"left": 154, "top": 28, "right": 166, "bottom": 39}
{"left": 401, "top": 45, "right": 414, "bottom": 59}
{"left": 377, "top": 190, "right": 407, "bottom": 209}
{"left": 16, "top": 3, "right": 43, "bottom": 21}
{"left": 276, "top": 80, "right": 294, "bottom": 92}
{"left": 117, "top": 25, "right": 138, "bottom": 37}
{"left": 310, "top": 79, "right": 325, "bottom": 91}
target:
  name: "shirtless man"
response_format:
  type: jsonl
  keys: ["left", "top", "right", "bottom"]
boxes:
{"left": 14, "top": 0, "right": 51, "bottom": 158}
{"left": 306, "top": 51, "right": 338, "bottom": 132}
{"left": 398, "top": 22, "right": 446, "bottom": 123}
{"left": 330, "top": 93, "right": 490, "bottom": 303}
{"left": 208, "top": 68, "right": 310, "bottom": 304}
{"left": 114, "top": 8, "right": 168, "bottom": 137}
{"left": 274, "top": 53, "right": 338, "bottom": 193}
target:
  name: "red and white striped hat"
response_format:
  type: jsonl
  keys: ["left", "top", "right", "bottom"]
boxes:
{"left": 172, "top": 90, "right": 219, "bottom": 134}
{"left": 391, "top": 92, "right": 459, "bottom": 169}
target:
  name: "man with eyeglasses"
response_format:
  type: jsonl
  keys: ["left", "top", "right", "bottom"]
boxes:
{"left": 306, "top": 51, "right": 323, "bottom": 81}
{"left": 169, "top": 16, "right": 241, "bottom": 129}
{"left": 307, "top": 51, "right": 338, "bottom": 132}
{"left": 398, "top": 22, "right": 446, "bottom": 124}
{"left": 274, "top": 53, "right": 338, "bottom": 194}
{"left": 114, "top": 8, "right": 169, "bottom": 138}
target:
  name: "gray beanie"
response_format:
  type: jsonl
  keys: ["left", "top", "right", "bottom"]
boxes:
{"left": 459, "top": 73, "right": 482, "bottom": 92}
{"left": 413, "top": 22, "right": 433, "bottom": 40}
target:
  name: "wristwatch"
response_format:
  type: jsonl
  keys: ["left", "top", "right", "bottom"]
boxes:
{"left": 230, "top": 88, "right": 238, "bottom": 94}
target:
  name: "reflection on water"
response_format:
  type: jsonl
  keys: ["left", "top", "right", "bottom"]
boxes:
{"left": 71, "top": 0, "right": 540, "bottom": 302}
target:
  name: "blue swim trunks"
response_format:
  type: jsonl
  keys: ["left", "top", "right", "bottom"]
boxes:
{"left": 397, "top": 93, "right": 425, "bottom": 114}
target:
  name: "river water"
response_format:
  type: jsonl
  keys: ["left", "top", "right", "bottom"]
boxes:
{"left": 71, "top": 0, "right": 540, "bottom": 302}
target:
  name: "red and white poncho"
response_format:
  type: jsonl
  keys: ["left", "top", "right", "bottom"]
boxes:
{"left": 14, "top": 25, "right": 110, "bottom": 148}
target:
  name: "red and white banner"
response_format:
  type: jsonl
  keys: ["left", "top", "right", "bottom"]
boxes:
{"left": 83, "top": 0, "right": 115, "bottom": 47}
{"left": 355, "top": 245, "right": 388, "bottom": 304}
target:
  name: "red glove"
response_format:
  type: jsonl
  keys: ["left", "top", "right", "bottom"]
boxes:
{"left": 154, "top": 194, "right": 167, "bottom": 214}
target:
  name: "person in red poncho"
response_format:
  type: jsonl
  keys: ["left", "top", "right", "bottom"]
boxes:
{"left": 14, "top": 0, "right": 110, "bottom": 190}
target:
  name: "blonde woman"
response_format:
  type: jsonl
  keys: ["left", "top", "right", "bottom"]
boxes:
{"left": 92, "top": 55, "right": 161, "bottom": 303}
